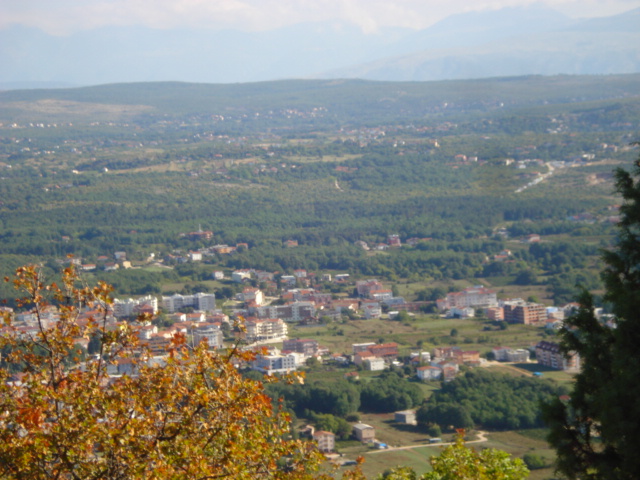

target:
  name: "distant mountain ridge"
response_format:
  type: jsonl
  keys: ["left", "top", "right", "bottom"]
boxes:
{"left": 1, "top": 5, "right": 639, "bottom": 87}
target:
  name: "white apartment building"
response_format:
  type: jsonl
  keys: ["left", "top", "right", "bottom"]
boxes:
{"left": 162, "top": 292, "right": 216, "bottom": 313}
{"left": 437, "top": 286, "right": 498, "bottom": 310}
{"left": 113, "top": 295, "right": 159, "bottom": 318}
{"left": 251, "top": 354, "right": 297, "bottom": 375}
{"left": 245, "top": 318, "right": 288, "bottom": 342}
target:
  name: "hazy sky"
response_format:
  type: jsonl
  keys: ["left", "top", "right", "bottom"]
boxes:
{"left": 2, "top": 0, "right": 640, "bottom": 35}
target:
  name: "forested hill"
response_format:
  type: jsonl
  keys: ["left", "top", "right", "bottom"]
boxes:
{"left": 2, "top": 74, "right": 640, "bottom": 123}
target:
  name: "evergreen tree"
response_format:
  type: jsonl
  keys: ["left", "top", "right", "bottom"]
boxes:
{"left": 544, "top": 157, "right": 640, "bottom": 480}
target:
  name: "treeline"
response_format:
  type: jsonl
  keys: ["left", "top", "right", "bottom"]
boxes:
{"left": 266, "top": 371, "right": 423, "bottom": 418}
{"left": 417, "top": 369, "right": 567, "bottom": 431}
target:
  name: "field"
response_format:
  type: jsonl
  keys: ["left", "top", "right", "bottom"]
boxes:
{"left": 331, "top": 413, "right": 556, "bottom": 479}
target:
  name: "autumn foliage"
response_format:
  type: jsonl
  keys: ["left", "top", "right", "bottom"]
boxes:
{"left": 0, "top": 265, "right": 361, "bottom": 480}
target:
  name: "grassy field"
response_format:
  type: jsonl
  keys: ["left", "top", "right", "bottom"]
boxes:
{"left": 289, "top": 313, "right": 550, "bottom": 358}
{"left": 333, "top": 417, "right": 557, "bottom": 479}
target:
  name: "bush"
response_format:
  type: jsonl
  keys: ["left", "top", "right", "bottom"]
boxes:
{"left": 523, "top": 453, "right": 548, "bottom": 470}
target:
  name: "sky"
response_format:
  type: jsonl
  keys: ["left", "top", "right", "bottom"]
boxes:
{"left": 2, "top": 0, "right": 640, "bottom": 35}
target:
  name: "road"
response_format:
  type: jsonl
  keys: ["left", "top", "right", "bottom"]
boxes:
{"left": 366, "top": 430, "right": 488, "bottom": 455}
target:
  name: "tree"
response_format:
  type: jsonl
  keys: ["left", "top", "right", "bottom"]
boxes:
{"left": 543, "top": 158, "right": 640, "bottom": 480}
{"left": 0, "top": 265, "right": 363, "bottom": 480}
{"left": 422, "top": 432, "right": 529, "bottom": 480}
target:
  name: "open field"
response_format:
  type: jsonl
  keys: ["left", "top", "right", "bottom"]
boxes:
{"left": 289, "top": 313, "right": 550, "bottom": 358}
{"left": 334, "top": 416, "right": 557, "bottom": 479}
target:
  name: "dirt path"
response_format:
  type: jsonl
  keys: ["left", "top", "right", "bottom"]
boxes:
{"left": 366, "top": 430, "right": 488, "bottom": 455}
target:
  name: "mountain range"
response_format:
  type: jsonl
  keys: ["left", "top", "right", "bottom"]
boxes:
{"left": 1, "top": 5, "right": 639, "bottom": 88}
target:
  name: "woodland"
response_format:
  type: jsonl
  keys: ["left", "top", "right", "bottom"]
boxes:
{"left": 0, "top": 75, "right": 639, "bottom": 305}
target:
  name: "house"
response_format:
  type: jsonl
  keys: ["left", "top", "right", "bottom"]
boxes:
{"left": 188, "top": 252, "right": 202, "bottom": 262}
{"left": 387, "top": 234, "right": 401, "bottom": 247}
{"left": 363, "top": 357, "right": 385, "bottom": 371}
{"left": 525, "top": 234, "right": 541, "bottom": 243}
{"left": 506, "top": 348, "right": 530, "bottom": 363}
{"left": 368, "top": 343, "right": 399, "bottom": 360}
{"left": 356, "top": 279, "right": 385, "bottom": 298}
{"left": 334, "top": 274, "right": 350, "bottom": 283}
{"left": 231, "top": 270, "right": 252, "bottom": 283}
{"left": 362, "top": 302, "right": 382, "bottom": 319}
{"left": 492, "top": 346, "right": 512, "bottom": 361}
{"left": 344, "top": 371, "right": 360, "bottom": 381}
{"left": 352, "top": 343, "right": 377, "bottom": 354}
{"left": 394, "top": 410, "right": 417, "bottom": 425}
{"left": 243, "top": 287, "right": 264, "bottom": 306}
{"left": 280, "top": 275, "right": 297, "bottom": 286}
{"left": 352, "top": 423, "right": 375, "bottom": 443}
{"left": 447, "top": 307, "right": 475, "bottom": 318}
{"left": 417, "top": 365, "right": 442, "bottom": 381}
{"left": 313, "top": 430, "right": 335, "bottom": 453}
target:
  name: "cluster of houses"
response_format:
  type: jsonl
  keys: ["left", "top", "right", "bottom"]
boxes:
{"left": 436, "top": 286, "right": 579, "bottom": 328}
{"left": 4, "top": 264, "right": 589, "bottom": 388}
{"left": 354, "top": 234, "right": 433, "bottom": 252}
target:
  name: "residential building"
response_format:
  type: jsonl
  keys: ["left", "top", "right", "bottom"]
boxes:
{"left": 352, "top": 342, "right": 377, "bottom": 354}
{"left": 368, "top": 343, "right": 399, "bottom": 360}
{"left": 245, "top": 318, "right": 288, "bottom": 342}
{"left": 447, "top": 307, "right": 475, "bottom": 318}
{"left": 191, "top": 324, "right": 224, "bottom": 349}
{"left": 162, "top": 292, "right": 216, "bottom": 313}
{"left": 141, "top": 335, "right": 172, "bottom": 356}
{"left": 492, "top": 346, "right": 512, "bottom": 361}
{"left": 394, "top": 410, "right": 417, "bottom": 425}
{"left": 535, "top": 341, "right": 581, "bottom": 371}
{"left": 362, "top": 302, "right": 382, "bottom": 319}
{"left": 113, "top": 295, "right": 158, "bottom": 318}
{"left": 356, "top": 279, "right": 385, "bottom": 298}
{"left": 437, "top": 286, "right": 498, "bottom": 310}
{"left": 231, "top": 270, "right": 251, "bottom": 283}
{"left": 417, "top": 365, "right": 442, "bottom": 381}
{"left": 253, "top": 301, "right": 316, "bottom": 323}
{"left": 243, "top": 287, "right": 264, "bottom": 306}
{"left": 504, "top": 302, "right": 547, "bottom": 324}
{"left": 506, "top": 348, "right": 530, "bottom": 363}
{"left": 352, "top": 423, "right": 375, "bottom": 443}
{"left": 313, "top": 431, "right": 335, "bottom": 453}
{"left": 363, "top": 357, "right": 385, "bottom": 371}
{"left": 282, "top": 338, "right": 319, "bottom": 357}
{"left": 252, "top": 354, "right": 297, "bottom": 375}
